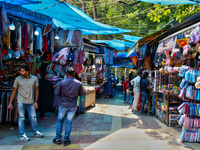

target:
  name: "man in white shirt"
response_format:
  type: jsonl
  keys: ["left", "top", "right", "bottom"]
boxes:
{"left": 130, "top": 71, "right": 143, "bottom": 114}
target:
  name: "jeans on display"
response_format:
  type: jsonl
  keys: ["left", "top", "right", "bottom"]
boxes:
{"left": 56, "top": 106, "right": 76, "bottom": 141}
{"left": 141, "top": 92, "right": 149, "bottom": 113}
{"left": 132, "top": 91, "right": 140, "bottom": 111}
{"left": 152, "top": 94, "right": 156, "bottom": 115}
{"left": 126, "top": 94, "right": 130, "bottom": 103}
{"left": 18, "top": 103, "right": 37, "bottom": 136}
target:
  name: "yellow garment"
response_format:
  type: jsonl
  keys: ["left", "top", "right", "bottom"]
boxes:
{"left": 3, "top": 29, "right": 11, "bottom": 48}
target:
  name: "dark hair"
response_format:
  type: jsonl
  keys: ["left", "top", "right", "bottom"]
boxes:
{"left": 21, "top": 65, "right": 30, "bottom": 72}
{"left": 137, "top": 71, "right": 142, "bottom": 75}
{"left": 143, "top": 72, "right": 149, "bottom": 78}
{"left": 151, "top": 73, "right": 155, "bottom": 78}
{"left": 41, "top": 71, "right": 49, "bottom": 80}
{"left": 125, "top": 76, "right": 129, "bottom": 79}
{"left": 67, "top": 67, "right": 75, "bottom": 75}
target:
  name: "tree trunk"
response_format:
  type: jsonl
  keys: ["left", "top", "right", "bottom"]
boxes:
{"left": 92, "top": 0, "right": 98, "bottom": 40}
{"left": 81, "top": 0, "right": 90, "bottom": 39}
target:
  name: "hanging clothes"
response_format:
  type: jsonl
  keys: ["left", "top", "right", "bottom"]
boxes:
{"left": 47, "top": 32, "right": 51, "bottom": 52}
{"left": 58, "top": 30, "right": 68, "bottom": 47}
{"left": 22, "top": 24, "right": 28, "bottom": 50}
{"left": 10, "top": 20, "right": 16, "bottom": 50}
{"left": 36, "top": 27, "right": 43, "bottom": 52}
{"left": 66, "top": 30, "right": 83, "bottom": 46}
{"left": 3, "top": 28, "right": 10, "bottom": 49}
{"left": 50, "top": 30, "right": 54, "bottom": 53}
{"left": 17, "top": 22, "right": 21, "bottom": 49}
{"left": 43, "top": 28, "right": 48, "bottom": 53}
{"left": 28, "top": 23, "right": 33, "bottom": 53}
{"left": 74, "top": 50, "right": 85, "bottom": 65}
{"left": 1, "top": 4, "right": 10, "bottom": 36}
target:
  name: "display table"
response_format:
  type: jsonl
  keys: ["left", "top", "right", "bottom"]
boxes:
{"left": 81, "top": 87, "right": 96, "bottom": 109}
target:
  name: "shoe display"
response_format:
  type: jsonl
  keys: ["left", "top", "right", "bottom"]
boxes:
{"left": 20, "top": 134, "right": 30, "bottom": 141}
{"left": 53, "top": 138, "right": 61, "bottom": 144}
{"left": 34, "top": 131, "right": 44, "bottom": 138}
{"left": 64, "top": 140, "right": 71, "bottom": 146}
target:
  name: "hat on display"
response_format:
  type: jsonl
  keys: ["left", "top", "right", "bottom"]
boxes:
{"left": 196, "top": 44, "right": 200, "bottom": 52}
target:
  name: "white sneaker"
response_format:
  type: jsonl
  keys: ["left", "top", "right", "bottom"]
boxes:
{"left": 20, "top": 134, "right": 30, "bottom": 141}
{"left": 34, "top": 131, "right": 44, "bottom": 138}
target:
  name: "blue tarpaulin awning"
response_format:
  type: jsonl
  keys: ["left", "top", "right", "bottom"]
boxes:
{"left": 21, "top": 0, "right": 132, "bottom": 34}
{"left": 91, "top": 39, "right": 135, "bottom": 50}
{"left": 139, "top": 0, "right": 196, "bottom": 5}
{"left": 114, "top": 52, "right": 137, "bottom": 58}
{"left": 123, "top": 34, "right": 142, "bottom": 43}
{"left": 1, "top": 0, "right": 41, "bottom": 5}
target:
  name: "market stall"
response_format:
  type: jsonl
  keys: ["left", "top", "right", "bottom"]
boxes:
{"left": 152, "top": 22, "right": 200, "bottom": 142}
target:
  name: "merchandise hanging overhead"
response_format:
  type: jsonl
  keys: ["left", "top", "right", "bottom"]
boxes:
{"left": 139, "top": 0, "right": 197, "bottom": 5}
{"left": 21, "top": 0, "right": 132, "bottom": 34}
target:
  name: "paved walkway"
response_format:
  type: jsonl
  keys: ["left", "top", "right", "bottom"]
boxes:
{"left": 0, "top": 87, "right": 199, "bottom": 150}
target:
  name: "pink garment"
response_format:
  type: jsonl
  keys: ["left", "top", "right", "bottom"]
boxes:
{"left": 55, "top": 48, "right": 70, "bottom": 63}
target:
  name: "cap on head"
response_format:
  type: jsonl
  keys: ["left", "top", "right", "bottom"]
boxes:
{"left": 125, "top": 76, "right": 129, "bottom": 79}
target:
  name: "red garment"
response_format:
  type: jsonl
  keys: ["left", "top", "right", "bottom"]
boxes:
{"left": 22, "top": 24, "right": 28, "bottom": 50}
{"left": 1, "top": 48, "right": 9, "bottom": 57}
{"left": 45, "top": 52, "right": 52, "bottom": 61}
{"left": 43, "top": 29, "right": 48, "bottom": 53}
{"left": 123, "top": 81, "right": 130, "bottom": 91}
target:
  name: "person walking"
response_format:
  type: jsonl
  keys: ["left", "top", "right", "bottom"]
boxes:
{"left": 8, "top": 65, "right": 43, "bottom": 141}
{"left": 111, "top": 75, "right": 117, "bottom": 98}
{"left": 140, "top": 72, "right": 150, "bottom": 115}
{"left": 131, "top": 71, "right": 143, "bottom": 114}
{"left": 39, "top": 71, "right": 57, "bottom": 120}
{"left": 123, "top": 76, "right": 130, "bottom": 102}
{"left": 53, "top": 67, "right": 84, "bottom": 146}
{"left": 103, "top": 77, "right": 112, "bottom": 99}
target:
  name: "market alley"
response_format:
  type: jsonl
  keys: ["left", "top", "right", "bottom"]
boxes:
{"left": 0, "top": 86, "right": 199, "bottom": 150}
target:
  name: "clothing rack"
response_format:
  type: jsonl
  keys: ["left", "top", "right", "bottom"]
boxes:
{"left": 0, "top": 89, "right": 18, "bottom": 124}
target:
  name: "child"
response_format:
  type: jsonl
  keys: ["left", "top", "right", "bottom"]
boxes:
{"left": 123, "top": 76, "right": 130, "bottom": 102}
{"left": 126, "top": 85, "right": 132, "bottom": 104}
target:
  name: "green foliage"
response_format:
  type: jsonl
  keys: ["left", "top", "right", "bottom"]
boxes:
{"left": 66, "top": 0, "right": 200, "bottom": 41}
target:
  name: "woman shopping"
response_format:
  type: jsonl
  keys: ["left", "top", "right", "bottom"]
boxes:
{"left": 140, "top": 72, "right": 150, "bottom": 115}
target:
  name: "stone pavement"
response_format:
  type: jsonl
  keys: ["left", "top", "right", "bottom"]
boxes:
{"left": 0, "top": 87, "right": 199, "bottom": 150}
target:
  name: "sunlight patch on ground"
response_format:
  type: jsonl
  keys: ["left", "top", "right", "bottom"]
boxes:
{"left": 87, "top": 104, "right": 139, "bottom": 119}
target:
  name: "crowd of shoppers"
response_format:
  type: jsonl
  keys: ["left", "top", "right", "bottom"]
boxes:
{"left": 122, "top": 71, "right": 155, "bottom": 115}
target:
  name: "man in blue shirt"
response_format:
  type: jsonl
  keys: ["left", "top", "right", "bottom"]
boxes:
{"left": 53, "top": 67, "right": 84, "bottom": 146}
